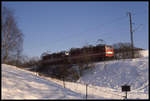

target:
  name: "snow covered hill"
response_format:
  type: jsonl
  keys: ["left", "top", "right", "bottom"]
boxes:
{"left": 78, "top": 57, "right": 148, "bottom": 91}
{"left": 76, "top": 50, "right": 149, "bottom": 99}
{"left": 2, "top": 64, "right": 83, "bottom": 99}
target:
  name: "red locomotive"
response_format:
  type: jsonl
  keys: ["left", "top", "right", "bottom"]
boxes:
{"left": 41, "top": 45, "right": 114, "bottom": 66}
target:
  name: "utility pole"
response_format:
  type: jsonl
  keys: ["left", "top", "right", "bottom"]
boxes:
{"left": 128, "top": 12, "right": 134, "bottom": 58}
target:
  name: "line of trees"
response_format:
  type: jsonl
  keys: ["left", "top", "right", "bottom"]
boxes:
{"left": 113, "top": 42, "right": 143, "bottom": 59}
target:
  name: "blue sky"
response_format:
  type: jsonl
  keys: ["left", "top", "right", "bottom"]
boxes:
{"left": 2, "top": 2, "right": 148, "bottom": 57}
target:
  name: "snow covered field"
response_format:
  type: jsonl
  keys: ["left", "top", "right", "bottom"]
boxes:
{"left": 2, "top": 50, "right": 149, "bottom": 99}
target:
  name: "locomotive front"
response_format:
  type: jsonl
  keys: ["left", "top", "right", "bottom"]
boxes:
{"left": 105, "top": 45, "right": 114, "bottom": 57}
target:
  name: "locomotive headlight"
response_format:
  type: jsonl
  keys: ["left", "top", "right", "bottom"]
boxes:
{"left": 106, "top": 51, "right": 113, "bottom": 54}
{"left": 65, "top": 52, "right": 69, "bottom": 56}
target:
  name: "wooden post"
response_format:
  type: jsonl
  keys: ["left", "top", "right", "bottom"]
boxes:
{"left": 63, "top": 76, "right": 65, "bottom": 88}
{"left": 125, "top": 91, "right": 127, "bottom": 99}
{"left": 86, "top": 84, "right": 88, "bottom": 99}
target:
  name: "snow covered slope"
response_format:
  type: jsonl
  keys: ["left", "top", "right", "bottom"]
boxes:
{"left": 77, "top": 50, "right": 149, "bottom": 98}
{"left": 79, "top": 58, "right": 148, "bottom": 91}
{"left": 2, "top": 64, "right": 83, "bottom": 99}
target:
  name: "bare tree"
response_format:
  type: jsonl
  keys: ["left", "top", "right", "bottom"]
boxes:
{"left": 2, "top": 6, "right": 23, "bottom": 64}
{"left": 77, "top": 45, "right": 93, "bottom": 76}
{"left": 113, "top": 42, "right": 142, "bottom": 59}
{"left": 96, "top": 38, "right": 106, "bottom": 46}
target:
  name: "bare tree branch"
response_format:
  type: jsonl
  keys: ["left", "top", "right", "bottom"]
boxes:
{"left": 2, "top": 6, "right": 23, "bottom": 64}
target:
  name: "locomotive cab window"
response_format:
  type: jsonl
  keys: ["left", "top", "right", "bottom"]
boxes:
{"left": 105, "top": 46, "right": 113, "bottom": 50}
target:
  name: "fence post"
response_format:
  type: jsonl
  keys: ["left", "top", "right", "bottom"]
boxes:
{"left": 86, "top": 84, "right": 88, "bottom": 99}
{"left": 63, "top": 76, "right": 65, "bottom": 88}
{"left": 125, "top": 91, "right": 127, "bottom": 99}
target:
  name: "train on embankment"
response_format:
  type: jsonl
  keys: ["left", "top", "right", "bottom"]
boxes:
{"left": 41, "top": 45, "right": 114, "bottom": 66}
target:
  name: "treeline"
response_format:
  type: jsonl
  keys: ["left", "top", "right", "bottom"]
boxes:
{"left": 113, "top": 42, "right": 144, "bottom": 59}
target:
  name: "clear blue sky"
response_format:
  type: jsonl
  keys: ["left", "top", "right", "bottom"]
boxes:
{"left": 2, "top": 2, "right": 148, "bottom": 57}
